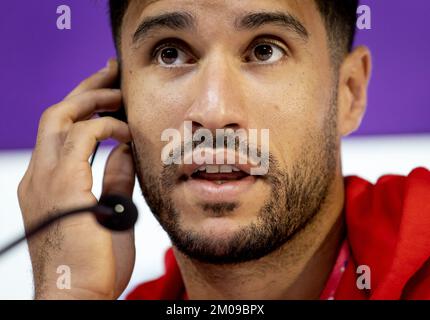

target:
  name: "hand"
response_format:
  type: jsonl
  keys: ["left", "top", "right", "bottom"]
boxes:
{"left": 18, "top": 59, "right": 136, "bottom": 300}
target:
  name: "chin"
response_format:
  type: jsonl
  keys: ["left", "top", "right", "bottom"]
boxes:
{"left": 188, "top": 214, "right": 250, "bottom": 240}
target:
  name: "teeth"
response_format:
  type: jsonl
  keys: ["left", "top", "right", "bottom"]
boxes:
{"left": 193, "top": 165, "right": 242, "bottom": 174}
{"left": 220, "top": 165, "right": 233, "bottom": 173}
{"left": 206, "top": 165, "right": 219, "bottom": 173}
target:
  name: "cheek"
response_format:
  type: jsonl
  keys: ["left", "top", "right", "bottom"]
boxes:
{"left": 245, "top": 75, "right": 332, "bottom": 166}
{"left": 126, "top": 74, "right": 189, "bottom": 124}
{"left": 124, "top": 72, "right": 193, "bottom": 158}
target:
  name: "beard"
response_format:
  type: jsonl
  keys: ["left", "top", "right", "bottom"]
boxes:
{"left": 132, "top": 93, "right": 338, "bottom": 265}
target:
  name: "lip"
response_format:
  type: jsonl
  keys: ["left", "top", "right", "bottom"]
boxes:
{"left": 176, "top": 148, "right": 261, "bottom": 203}
{"left": 182, "top": 175, "right": 257, "bottom": 203}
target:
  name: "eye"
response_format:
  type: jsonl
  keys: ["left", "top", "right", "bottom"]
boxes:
{"left": 153, "top": 43, "right": 195, "bottom": 66}
{"left": 246, "top": 41, "right": 287, "bottom": 64}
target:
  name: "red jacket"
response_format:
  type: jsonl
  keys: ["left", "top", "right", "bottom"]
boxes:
{"left": 127, "top": 167, "right": 430, "bottom": 300}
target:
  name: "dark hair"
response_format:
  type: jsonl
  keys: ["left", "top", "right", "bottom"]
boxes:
{"left": 109, "top": 0, "right": 358, "bottom": 63}
{"left": 109, "top": 0, "right": 129, "bottom": 53}
{"left": 314, "top": 0, "right": 359, "bottom": 63}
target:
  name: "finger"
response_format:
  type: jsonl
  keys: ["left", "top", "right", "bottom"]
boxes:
{"left": 101, "top": 143, "right": 135, "bottom": 197}
{"left": 34, "top": 89, "right": 122, "bottom": 164}
{"left": 59, "top": 88, "right": 122, "bottom": 123}
{"left": 66, "top": 58, "right": 119, "bottom": 98}
{"left": 60, "top": 117, "right": 131, "bottom": 165}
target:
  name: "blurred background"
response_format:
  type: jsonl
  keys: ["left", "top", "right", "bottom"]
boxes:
{"left": 0, "top": 0, "right": 429, "bottom": 299}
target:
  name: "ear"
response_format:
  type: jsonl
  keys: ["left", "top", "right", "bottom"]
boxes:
{"left": 337, "top": 46, "right": 372, "bottom": 137}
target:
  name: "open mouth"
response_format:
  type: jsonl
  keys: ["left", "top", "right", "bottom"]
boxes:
{"left": 183, "top": 165, "right": 250, "bottom": 184}
{"left": 178, "top": 163, "right": 259, "bottom": 203}
{"left": 174, "top": 148, "right": 264, "bottom": 203}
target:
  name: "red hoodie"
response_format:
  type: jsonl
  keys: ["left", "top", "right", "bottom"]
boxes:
{"left": 127, "top": 167, "right": 430, "bottom": 300}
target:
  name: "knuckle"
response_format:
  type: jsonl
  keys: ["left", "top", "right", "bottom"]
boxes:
{"left": 79, "top": 77, "right": 94, "bottom": 88}
{"left": 39, "top": 106, "right": 57, "bottom": 124}
{"left": 97, "top": 116, "right": 114, "bottom": 129}
{"left": 39, "top": 103, "right": 70, "bottom": 128}
{"left": 102, "top": 117, "right": 116, "bottom": 135}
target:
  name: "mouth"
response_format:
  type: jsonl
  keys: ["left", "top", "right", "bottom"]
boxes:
{"left": 179, "top": 165, "right": 257, "bottom": 203}
{"left": 181, "top": 164, "right": 250, "bottom": 183}
{"left": 177, "top": 150, "right": 261, "bottom": 203}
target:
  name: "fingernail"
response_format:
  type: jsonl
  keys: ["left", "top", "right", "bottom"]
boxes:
{"left": 106, "top": 58, "right": 113, "bottom": 68}
{"left": 107, "top": 58, "right": 118, "bottom": 68}
{"left": 99, "top": 58, "right": 115, "bottom": 73}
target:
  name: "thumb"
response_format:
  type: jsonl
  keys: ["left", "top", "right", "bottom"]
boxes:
{"left": 102, "top": 143, "right": 135, "bottom": 197}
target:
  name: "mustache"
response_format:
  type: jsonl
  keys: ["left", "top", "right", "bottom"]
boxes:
{"left": 168, "top": 139, "right": 267, "bottom": 163}
{"left": 160, "top": 141, "right": 280, "bottom": 192}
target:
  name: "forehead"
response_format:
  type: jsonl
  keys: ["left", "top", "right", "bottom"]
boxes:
{"left": 122, "top": 0, "right": 323, "bottom": 38}
{"left": 127, "top": 0, "right": 314, "bottom": 14}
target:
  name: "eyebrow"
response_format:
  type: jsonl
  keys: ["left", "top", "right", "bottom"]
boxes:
{"left": 132, "top": 12, "right": 195, "bottom": 44}
{"left": 236, "top": 11, "right": 309, "bottom": 41}
{"left": 132, "top": 10, "right": 309, "bottom": 45}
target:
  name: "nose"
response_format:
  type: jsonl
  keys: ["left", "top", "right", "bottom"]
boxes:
{"left": 184, "top": 51, "right": 248, "bottom": 132}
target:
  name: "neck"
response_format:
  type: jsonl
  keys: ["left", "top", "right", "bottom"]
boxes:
{"left": 174, "top": 176, "right": 346, "bottom": 300}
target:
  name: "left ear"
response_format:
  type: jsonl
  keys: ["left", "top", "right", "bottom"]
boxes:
{"left": 337, "top": 46, "right": 372, "bottom": 137}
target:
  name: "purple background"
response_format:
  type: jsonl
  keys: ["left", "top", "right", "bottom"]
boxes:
{"left": 1, "top": 1, "right": 429, "bottom": 150}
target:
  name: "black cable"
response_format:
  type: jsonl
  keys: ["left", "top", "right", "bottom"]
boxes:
{"left": 0, "top": 205, "right": 101, "bottom": 256}
{"left": 89, "top": 141, "right": 100, "bottom": 167}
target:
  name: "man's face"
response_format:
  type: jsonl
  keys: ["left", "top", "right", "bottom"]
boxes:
{"left": 120, "top": 0, "right": 340, "bottom": 264}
